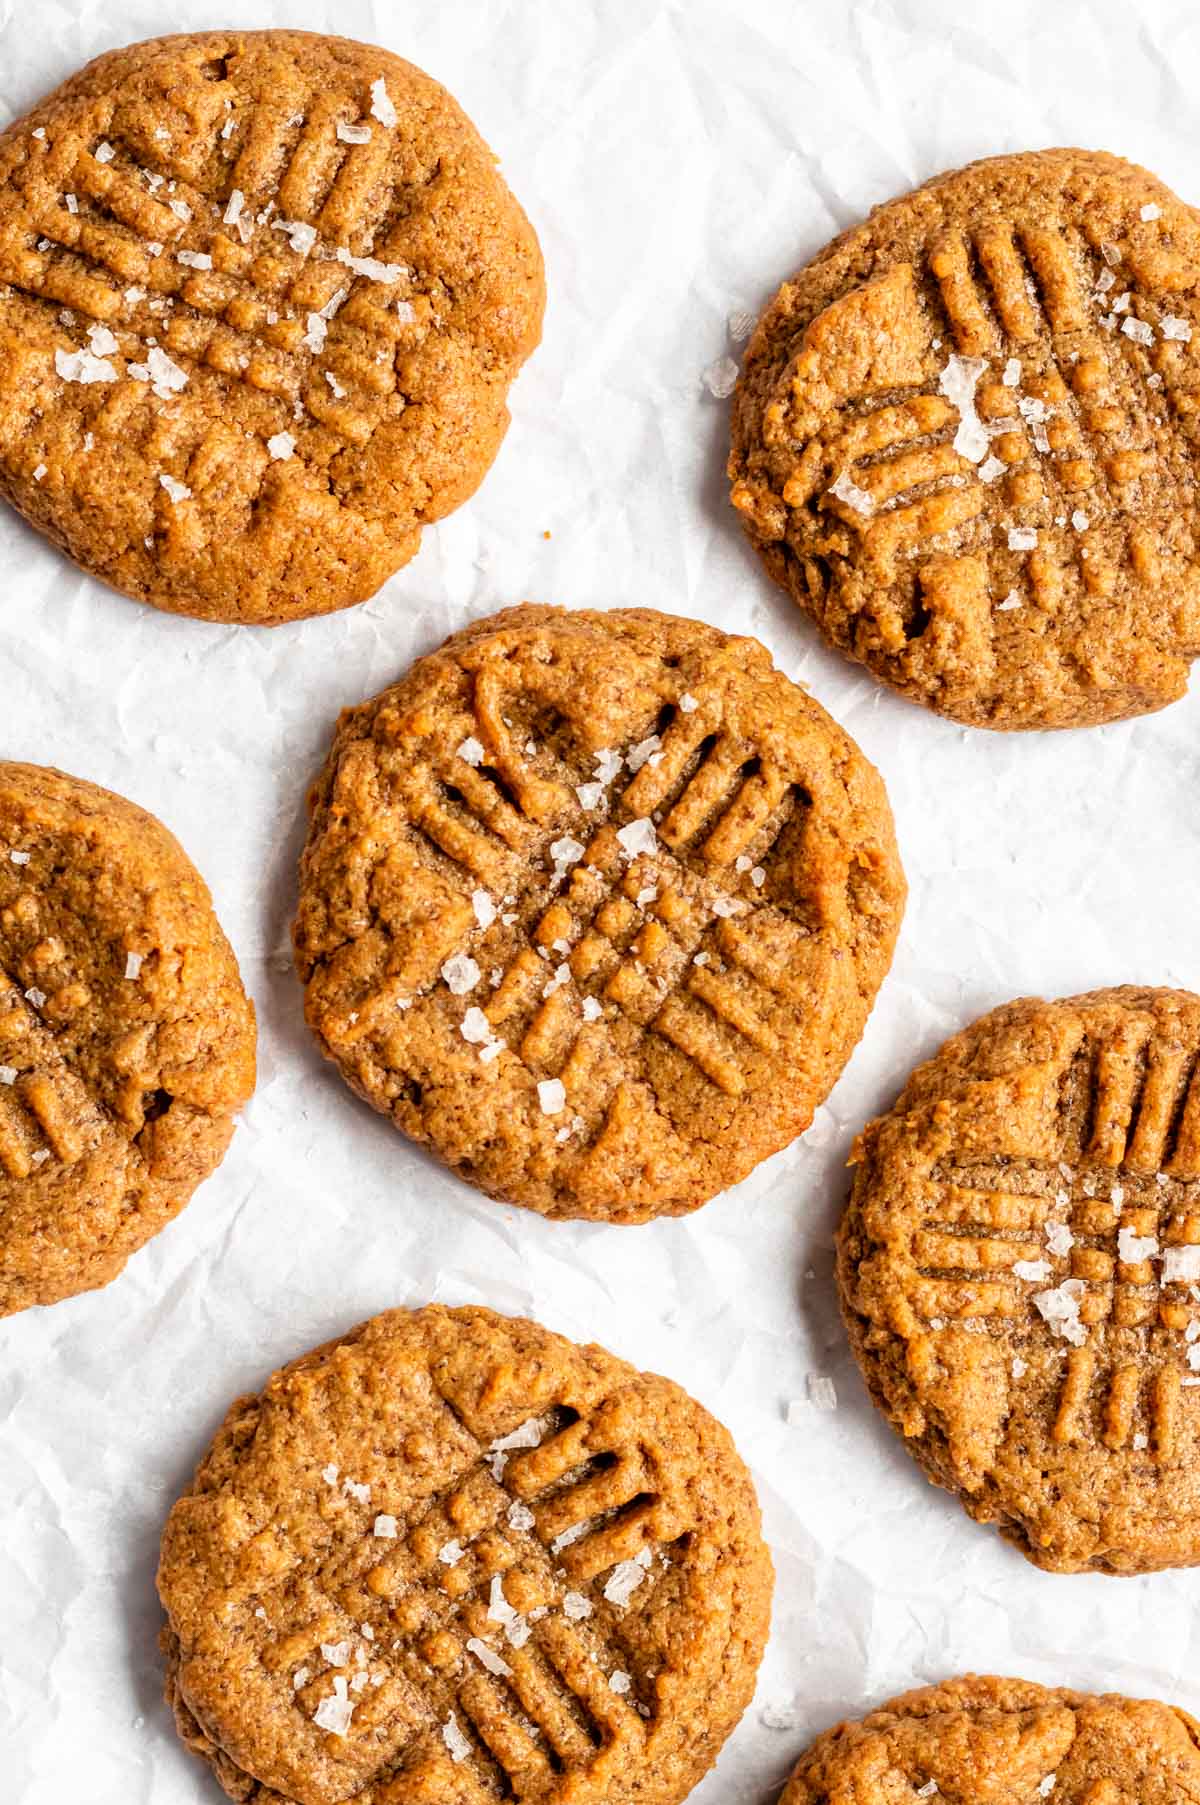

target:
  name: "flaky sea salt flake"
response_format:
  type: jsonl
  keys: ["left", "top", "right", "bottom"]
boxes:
{"left": 1033, "top": 1278, "right": 1088, "bottom": 1346}
{"left": 55, "top": 346, "right": 117, "bottom": 385}
{"left": 602, "top": 1547, "right": 651, "bottom": 1608}
{"left": 371, "top": 77, "right": 399, "bottom": 128}
{"left": 124, "top": 952, "right": 143, "bottom": 980}
{"left": 616, "top": 818, "right": 656, "bottom": 859}
{"left": 177, "top": 249, "right": 212, "bottom": 270}
{"left": 443, "top": 954, "right": 481, "bottom": 995}
{"left": 1141, "top": 202, "right": 1162, "bottom": 221}
{"left": 827, "top": 469, "right": 875, "bottom": 515}
{"left": 373, "top": 1514, "right": 397, "bottom": 1538}
{"left": 1007, "top": 526, "right": 1037, "bottom": 551}
{"left": 702, "top": 355, "right": 738, "bottom": 398}
{"left": 267, "top": 431, "right": 296, "bottom": 461}
{"left": 438, "top": 1539, "right": 466, "bottom": 1566}
{"left": 562, "top": 1590, "right": 592, "bottom": 1620}
{"left": 1162, "top": 1246, "right": 1200, "bottom": 1283}
{"left": 313, "top": 1676, "right": 354, "bottom": 1736}
{"left": 938, "top": 352, "right": 992, "bottom": 462}
{"left": 130, "top": 346, "right": 189, "bottom": 398}
{"left": 626, "top": 734, "right": 661, "bottom": 773}
{"left": 442, "top": 1713, "right": 471, "bottom": 1762}
{"left": 538, "top": 1078, "right": 566, "bottom": 1117}
{"left": 337, "top": 120, "right": 372, "bottom": 144}
{"left": 1122, "top": 315, "right": 1154, "bottom": 346}
{"left": 273, "top": 217, "right": 317, "bottom": 256}
{"left": 335, "top": 246, "right": 406, "bottom": 283}
{"left": 468, "top": 1636, "right": 513, "bottom": 1677}
{"left": 491, "top": 1417, "right": 545, "bottom": 1453}
{"left": 1014, "top": 1258, "right": 1051, "bottom": 1282}
{"left": 1118, "top": 1228, "right": 1159, "bottom": 1263}
{"left": 1161, "top": 314, "right": 1192, "bottom": 342}
{"left": 159, "top": 473, "right": 191, "bottom": 503}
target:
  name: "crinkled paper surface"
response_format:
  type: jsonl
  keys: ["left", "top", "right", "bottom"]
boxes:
{"left": 4, "top": 0, "right": 1200, "bottom": 1799}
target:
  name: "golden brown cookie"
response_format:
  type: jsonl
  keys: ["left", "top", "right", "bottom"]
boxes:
{"left": 779, "top": 1675, "right": 1200, "bottom": 1803}
{"left": 0, "top": 30, "right": 543, "bottom": 624}
{"left": 292, "top": 604, "right": 905, "bottom": 1224}
{"left": 838, "top": 986, "right": 1200, "bottom": 1574}
{"left": 0, "top": 761, "right": 255, "bottom": 1315}
{"left": 158, "top": 1303, "right": 773, "bottom": 1805}
{"left": 730, "top": 149, "right": 1200, "bottom": 729}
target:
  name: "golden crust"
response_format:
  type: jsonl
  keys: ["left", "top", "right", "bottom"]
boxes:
{"left": 293, "top": 604, "right": 905, "bottom": 1222}
{"left": 839, "top": 986, "right": 1200, "bottom": 1573}
{"left": 731, "top": 149, "right": 1200, "bottom": 729}
{"left": 0, "top": 760, "right": 256, "bottom": 1314}
{"left": 0, "top": 30, "right": 544, "bottom": 623}
{"left": 157, "top": 1304, "right": 773, "bottom": 1805}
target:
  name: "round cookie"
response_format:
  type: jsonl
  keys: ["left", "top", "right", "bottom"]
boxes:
{"left": 293, "top": 604, "right": 905, "bottom": 1224}
{"left": 839, "top": 986, "right": 1200, "bottom": 1575}
{"left": 780, "top": 1675, "right": 1200, "bottom": 1803}
{"left": 0, "top": 762, "right": 255, "bottom": 1314}
{"left": 158, "top": 1303, "right": 773, "bottom": 1805}
{"left": 730, "top": 149, "right": 1200, "bottom": 729}
{"left": 0, "top": 30, "right": 543, "bottom": 624}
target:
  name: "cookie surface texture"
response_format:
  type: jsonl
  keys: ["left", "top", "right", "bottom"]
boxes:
{"left": 730, "top": 149, "right": 1200, "bottom": 728}
{"left": 779, "top": 1675, "right": 1200, "bottom": 1803}
{"left": 0, "top": 30, "right": 543, "bottom": 623}
{"left": 0, "top": 761, "right": 255, "bottom": 1314}
{"left": 158, "top": 1303, "right": 773, "bottom": 1805}
{"left": 293, "top": 604, "right": 905, "bottom": 1223}
{"left": 839, "top": 986, "right": 1200, "bottom": 1574}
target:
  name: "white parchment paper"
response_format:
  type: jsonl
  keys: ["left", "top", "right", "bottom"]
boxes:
{"left": 4, "top": 0, "right": 1200, "bottom": 1798}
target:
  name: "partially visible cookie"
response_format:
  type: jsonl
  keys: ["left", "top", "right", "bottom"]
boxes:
{"left": 839, "top": 986, "right": 1200, "bottom": 1574}
{"left": 0, "top": 30, "right": 543, "bottom": 623}
{"left": 158, "top": 1304, "right": 773, "bottom": 1805}
{"left": 780, "top": 1675, "right": 1200, "bottom": 1803}
{"left": 293, "top": 604, "right": 905, "bottom": 1223}
{"left": 0, "top": 762, "right": 255, "bottom": 1314}
{"left": 730, "top": 149, "right": 1200, "bottom": 729}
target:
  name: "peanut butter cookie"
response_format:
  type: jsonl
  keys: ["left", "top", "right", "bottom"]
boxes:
{"left": 780, "top": 1675, "right": 1200, "bottom": 1803}
{"left": 158, "top": 1304, "right": 773, "bottom": 1805}
{"left": 730, "top": 150, "right": 1200, "bottom": 728}
{"left": 0, "top": 31, "right": 543, "bottom": 624}
{"left": 0, "top": 762, "right": 255, "bottom": 1314}
{"left": 293, "top": 605, "right": 905, "bottom": 1223}
{"left": 839, "top": 986, "right": 1200, "bottom": 1574}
